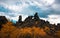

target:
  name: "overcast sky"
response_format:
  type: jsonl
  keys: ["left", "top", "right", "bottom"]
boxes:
{"left": 0, "top": 0, "right": 60, "bottom": 24}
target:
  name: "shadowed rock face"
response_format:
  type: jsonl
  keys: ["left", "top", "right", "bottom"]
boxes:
{"left": 18, "top": 15, "right": 22, "bottom": 23}
{"left": 16, "top": 13, "right": 41, "bottom": 27}
{"left": 16, "top": 13, "right": 60, "bottom": 28}
{"left": 16, "top": 15, "right": 22, "bottom": 26}
{"left": 16, "top": 13, "right": 50, "bottom": 28}
{"left": 34, "top": 12, "right": 40, "bottom": 21}
{"left": 0, "top": 16, "right": 8, "bottom": 29}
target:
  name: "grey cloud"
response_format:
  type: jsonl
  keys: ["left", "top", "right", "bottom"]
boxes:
{"left": 55, "top": 0, "right": 60, "bottom": 4}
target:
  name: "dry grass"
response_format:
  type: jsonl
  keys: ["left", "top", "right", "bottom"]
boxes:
{"left": 0, "top": 22, "right": 60, "bottom": 38}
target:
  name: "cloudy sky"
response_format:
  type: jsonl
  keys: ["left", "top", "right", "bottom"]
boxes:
{"left": 0, "top": 0, "right": 60, "bottom": 24}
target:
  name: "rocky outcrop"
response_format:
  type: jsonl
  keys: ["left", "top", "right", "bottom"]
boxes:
{"left": 0, "top": 16, "right": 8, "bottom": 30}
{"left": 34, "top": 12, "right": 40, "bottom": 21}
{"left": 16, "top": 13, "right": 50, "bottom": 28}
{"left": 18, "top": 15, "right": 22, "bottom": 23}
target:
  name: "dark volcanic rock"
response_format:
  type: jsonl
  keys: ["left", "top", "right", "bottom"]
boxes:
{"left": 24, "top": 16, "right": 33, "bottom": 22}
{"left": 16, "top": 15, "right": 22, "bottom": 27}
{"left": 16, "top": 13, "right": 49, "bottom": 28}
{"left": 18, "top": 15, "right": 22, "bottom": 23}
{"left": 0, "top": 16, "right": 8, "bottom": 24}
{"left": 0, "top": 16, "right": 8, "bottom": 30}
{"left": 56, "top": 23, "right": 60, "bottom": 30}
{"left": 34, "top": 12, "right": 40, "bottom": 21}
{"left": 16, "top": 12, "right": 60, "bottom": 32}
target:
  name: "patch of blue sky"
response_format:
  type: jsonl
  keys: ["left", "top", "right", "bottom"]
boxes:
{"left": 0, "top": 5, "right": 11, "bottom": 13}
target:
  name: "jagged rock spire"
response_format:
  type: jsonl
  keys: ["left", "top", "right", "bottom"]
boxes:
{"left": 18, "top": 15, "right": 22, "bottom": 23}
{"left": 34, "top": 12, "right": 40, "bottom": 21}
